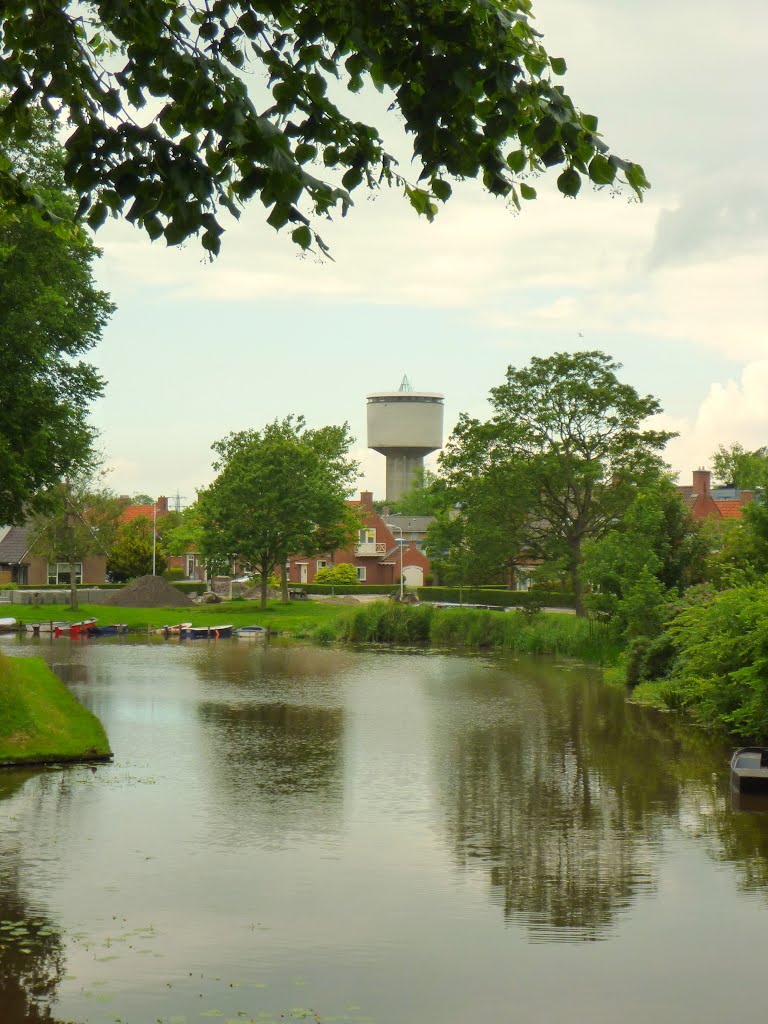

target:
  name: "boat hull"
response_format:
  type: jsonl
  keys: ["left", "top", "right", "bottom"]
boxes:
{"left": 730, "top": 747, "right": 768, "bottom": 791}
{"left": 181, "top": 625, "right": 234, "bottom": 639}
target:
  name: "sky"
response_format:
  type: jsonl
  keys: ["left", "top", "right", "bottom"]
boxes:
{"left": 87, "top": 0, "right": 768, "bottom": 505}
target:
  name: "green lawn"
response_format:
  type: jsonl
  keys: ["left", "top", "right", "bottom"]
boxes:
{"left": 15, "top": 598, "right": 351, "bottom": 635}
{"left": 0, "top": 651, "right": 112, "bottom": 765}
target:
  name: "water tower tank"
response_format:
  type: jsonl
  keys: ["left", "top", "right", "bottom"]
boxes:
{"left": 367, "top": 376, "right": 444, "bottom": 502}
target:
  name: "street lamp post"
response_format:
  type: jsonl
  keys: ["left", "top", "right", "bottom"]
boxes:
{"left": 386, "top": 523, "right": 404, "bottom": 601}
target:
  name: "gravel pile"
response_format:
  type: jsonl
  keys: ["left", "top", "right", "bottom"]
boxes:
{"left": 106, "top": 575, "right": 195, "bottom": 608}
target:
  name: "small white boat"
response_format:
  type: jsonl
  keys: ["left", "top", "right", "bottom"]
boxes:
{"left": 236, "top": 625, "right": 267, "bottom": 639}
{"left": 26, "top": 621, "right": 70, "bottom": 636}
{"left": 0, "top": 617, "right": 17, "bottom": 632}
{"left": 730, "top": 747, "right": 768, "bottom": 791}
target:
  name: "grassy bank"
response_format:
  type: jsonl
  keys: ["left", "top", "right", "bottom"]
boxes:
{"left": 0, "top": 652, "right": 112, "bottom": 766}
{"left": 337, "top": 603, "right": 620, "bottom": 663}
{"left": 9, "top": 600, "right": 620, "bottom": 664}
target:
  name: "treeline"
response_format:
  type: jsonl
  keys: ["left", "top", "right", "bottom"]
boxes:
{"left": 402, "top": 353, "right": 768, "bottom": 742}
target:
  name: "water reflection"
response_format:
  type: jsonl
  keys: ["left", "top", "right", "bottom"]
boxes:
{"left": 0, "top": 773, "right": 65, "bottom": 1023}
{"left": 194, "top": 643, "right": 347, "bottom": 843}
{"left": 430, "top": 658, "right": 729, "bottom": 941}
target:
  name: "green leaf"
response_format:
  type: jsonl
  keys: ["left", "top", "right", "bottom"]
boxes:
{"left": 626, "top": 162, "right": 651, "bottom": 192}
{"left": 588, "top": 155, "right": 616, "bottom": 185}
{"left": 520, "top": 183, "right": 537, "bottom": 200}
{"left": 291, "top": 224, "right": 312, "bottom": 248}
{"left": 506, "top": 149, "right": 526, "bottom": 173}
{"left": 557, "top": 167, "right": 581, "bottom": 197}
{"left": 431, "top": 178, "right": 452, "bottom": 202}
{"left": 550, "top": 56, "right": 567, "bottom": 75}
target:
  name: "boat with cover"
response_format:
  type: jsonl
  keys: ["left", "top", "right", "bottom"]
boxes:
{"left": 236, "top": 625, "right": 267, "bottom": 639}
{"left": 0, "top": 617, "right": 17, "bottom": 632}
{"left": 730, "top": 747, "right": 768, "bottom": 791}
{"left": 91, "top": 624, "right": 129, "bottom": 636}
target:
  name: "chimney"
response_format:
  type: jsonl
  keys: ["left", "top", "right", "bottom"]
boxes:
{"left": 692, "top": 469, "right": 710, "bottom": 496}
{"left": 360, "top": 490, "right": 374, "bottom": 508}
{"left": 157, "top": 495, "right": 169, "bottom": 515}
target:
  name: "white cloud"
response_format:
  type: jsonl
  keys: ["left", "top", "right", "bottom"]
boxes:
{"left": 659, "top": 360, "right": 768, "bottom": 476}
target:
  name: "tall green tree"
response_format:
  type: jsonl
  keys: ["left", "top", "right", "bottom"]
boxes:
{"left": 583, "top": 475, "right": 708, "bottom": 637}
{"left": 711, "top": 443, "right": 768, "bottom": 490}
{"left": 107, "top": 517, "right": 169, "bottom": 583}
{"left": 0, "top": 105, "right": 114, "bottom": 525}
{"left": 0, "top": 1, "right": 648, "bottom": 255}
{"left": 439, "top": 352, "right": 675, "bottom": 614}
{"left": 198, "top": 417, "right": 358, "bottom": 608}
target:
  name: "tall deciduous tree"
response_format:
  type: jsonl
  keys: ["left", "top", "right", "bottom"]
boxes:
{"left": 439, "top": 351, "right": 675, "bottom": 613}
{"left": 198, "top": 417, "right": 358, "bottom": 607}
{"left": 0, "top": 106, "right": 114, "bottom": 525}
{"left": 0, "top": 1, "right": 648, "bottom": 255}
{"left": 711, "top": 443, "right": 768, "bottom": 490}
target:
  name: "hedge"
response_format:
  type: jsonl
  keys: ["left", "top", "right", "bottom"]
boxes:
{"left": 417, "top": 587, "right": 575, "bottom": 609}
{"left": 295, "top": 583, "right": 396, "bottom": 595}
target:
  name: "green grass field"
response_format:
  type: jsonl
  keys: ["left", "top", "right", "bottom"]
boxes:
{"left": 0, "top": 651, "right": 112, "bottom": 766}
{"left": 14, "top": 599, "right": 346, "bottom": 634}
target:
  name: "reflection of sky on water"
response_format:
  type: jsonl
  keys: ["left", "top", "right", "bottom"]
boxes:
{"left": 1, "top": 639, "right": 768, "bottom": 1022}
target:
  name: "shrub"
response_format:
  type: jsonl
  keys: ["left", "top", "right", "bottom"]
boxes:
{"left": 332, "top": 563, "right": 359, "bottom": 585}
{"left": 163, "top": 567, "right": 185, "bottom": 581}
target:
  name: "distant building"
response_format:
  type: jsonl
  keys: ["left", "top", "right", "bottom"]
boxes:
{"left": 677, "top": 469, "right": 755, "bottom": 521}
{"left": 286, "top": 491, "right": 432, "bottom": 587}
{"left": 0, "top": 525, "right": 107, "bottom": 586}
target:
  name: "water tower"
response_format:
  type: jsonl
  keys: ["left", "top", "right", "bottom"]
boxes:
{"left": 367, "top": 376, "right": 444, "bottom": 502}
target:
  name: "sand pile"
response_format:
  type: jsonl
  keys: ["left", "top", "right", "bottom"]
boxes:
{"left": 106, "top": 575, "right": 195, "bottom": 608}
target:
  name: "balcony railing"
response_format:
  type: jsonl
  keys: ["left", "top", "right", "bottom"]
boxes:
{"left": 356, "top": 542, "right": 387, "bottom": 556}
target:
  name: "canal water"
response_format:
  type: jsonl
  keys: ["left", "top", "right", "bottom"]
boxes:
{"left": 1, "top": 637, "right": 767, "bottom": 1024}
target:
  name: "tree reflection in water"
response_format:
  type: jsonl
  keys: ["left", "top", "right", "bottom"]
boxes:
{"left": 0, "top": 772, "right": 66, "bottom": 1024}
{"left": 194, "top": 642, "right": 347, "bottom": 844}
{"left": 430, "top": 658, "right": 731, "bottom": 942}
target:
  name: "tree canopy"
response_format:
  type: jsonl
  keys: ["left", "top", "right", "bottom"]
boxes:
{"left": 711, "top": 443, "right": 768, "bottom": 490}
{"left": 197, "top": 416, "right": 359, "bottom": 607}
{"left": 0, "top": 1, "right": 649, "bottom": 255}
{"left": 438, "top": 351, "right": 675, "bottom": 612}
{"left": 0, "top": 106, "right": 114, "bottom": 525}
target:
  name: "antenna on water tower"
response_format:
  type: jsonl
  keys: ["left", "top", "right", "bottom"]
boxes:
{"left": 366, "top": 376, "right": 444, "bottom": 502}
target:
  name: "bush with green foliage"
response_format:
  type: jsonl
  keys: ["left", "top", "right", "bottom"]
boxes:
{"left": 641, "top": 581, "right": 768, "bottom": 739}
{"left": 331, "top": 563, "right": 359, "bottom": 585}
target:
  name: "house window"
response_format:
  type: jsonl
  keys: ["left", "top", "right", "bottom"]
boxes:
{"left": 356, "top": 566, "right": 366, "bottom": 581}
{"left": 358, "top": 528, "right": 376, "bottom": 545}
{"left": 316, "top": 559, "right": 328, "bottom": 570}
{"left": 186, "top": 556, "right": 196, "bottom": 578}
{"left": 48, "top": 562, "right": 83, "bottom": 585}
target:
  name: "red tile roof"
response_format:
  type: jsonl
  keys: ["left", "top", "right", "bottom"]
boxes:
{"left": 714, "top": 501, "right": 744, "bottom": 520}
{"left": 120, "top": 504, "right": 155, "bottom": 524}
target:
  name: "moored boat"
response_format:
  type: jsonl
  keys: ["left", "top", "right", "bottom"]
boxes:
{"left": 236, "top": 625, "right": 267, "bottom": 639}
{"left": 91, "top": 624, "right": 128, "bottom": 636}
{"left": 730, "top": 747, "right": 768, "bottom": 791}
{"left": 65, "top": 619, "right": 98, "bottom": 639}
{"left": 155, "top": 622, "right": 193, "bottom": 636}
{"left": 26, "top": 621, "right": 70, "bottom": 636}
{"left": 181, "top": 624, "right": 234, "bottom": 639}
{"left": 0, "top": 617, "right": 17, "bottom": 632}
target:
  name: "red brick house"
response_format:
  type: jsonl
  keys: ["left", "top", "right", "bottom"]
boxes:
{"left": 678, "top": 469, "right": 754, "bottom": 522}
{"left": 286, "top": 490, "right": 432, "bottom": 587}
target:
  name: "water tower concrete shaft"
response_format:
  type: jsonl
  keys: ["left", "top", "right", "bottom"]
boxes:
{"left": 367, "top": 378, "right": 444, "bottom": 502}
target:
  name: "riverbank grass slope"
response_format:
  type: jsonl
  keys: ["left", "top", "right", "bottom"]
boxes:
{"left": 0, "top": 652, "right": 112, "bottom": 766}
